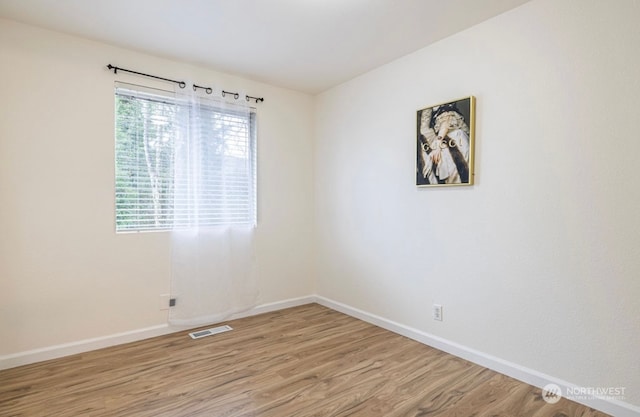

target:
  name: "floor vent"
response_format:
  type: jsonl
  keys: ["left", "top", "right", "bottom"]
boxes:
{"left": 189, "top": 325, "right": 233, "bottom": 340}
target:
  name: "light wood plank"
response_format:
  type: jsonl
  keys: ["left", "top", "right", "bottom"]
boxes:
{"left": 0, "top": 304, "right": 610, "bottom": 416}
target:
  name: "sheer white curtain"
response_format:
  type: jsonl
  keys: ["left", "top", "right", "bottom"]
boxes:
{"left": 169, "top": 85, "right": 258, "bottom": 326}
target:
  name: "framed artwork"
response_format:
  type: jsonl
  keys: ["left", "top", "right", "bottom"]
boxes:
{"left": 416, "top": 96, "right": 475, "bottom": 187}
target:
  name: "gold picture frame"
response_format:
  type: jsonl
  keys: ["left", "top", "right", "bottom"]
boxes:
{"left": 416, "top": 96, "right": 476, "bottom": 187}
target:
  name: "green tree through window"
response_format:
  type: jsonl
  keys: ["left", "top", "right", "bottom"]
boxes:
{"left": 114, "top": 85, "right": 256, "bottom": 232}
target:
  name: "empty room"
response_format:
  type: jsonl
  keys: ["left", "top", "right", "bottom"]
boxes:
{"left": 0, "top": 0, "right": 638, "bottom": 416}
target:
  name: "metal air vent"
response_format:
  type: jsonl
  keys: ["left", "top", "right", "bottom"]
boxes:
{"left": 189, "top": 325, "right": 233, "bottom": 340}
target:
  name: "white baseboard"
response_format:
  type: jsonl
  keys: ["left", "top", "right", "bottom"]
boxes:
{"left": 0, "top": 324, "right": 174, "bottom": 370}
{"left": 0, "top": 295, "right": 316, "bottom": 371}
{"left": 3, "top": 294, "right": 637, "bottom": 416}
{"left": 229, "top": 295, "right": 316, "bottom": 320}
{"left": 315, "top": 296, "right": 640, "bottom": 417}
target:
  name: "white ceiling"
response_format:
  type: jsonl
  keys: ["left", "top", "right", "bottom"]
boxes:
{"left": 0, "top": 0, "right": 530, "bottom": 93}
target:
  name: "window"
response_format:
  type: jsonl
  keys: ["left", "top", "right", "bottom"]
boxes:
{"left": 115, "top": 84, "right": 257, "bottom": 232}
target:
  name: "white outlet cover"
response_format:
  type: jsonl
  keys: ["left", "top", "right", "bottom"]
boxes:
{"left": 433, "top": 304, "right": 443, "bottom": 321}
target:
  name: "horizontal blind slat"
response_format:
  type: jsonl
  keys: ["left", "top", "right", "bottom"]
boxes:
{"left": 115, "top": 86, "right": 256, "bottom": 232}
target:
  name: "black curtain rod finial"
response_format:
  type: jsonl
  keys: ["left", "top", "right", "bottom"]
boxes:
{"left": 246, "top": 95, "right": 264, "bottom": 103}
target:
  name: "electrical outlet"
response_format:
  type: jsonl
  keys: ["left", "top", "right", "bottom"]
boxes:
{"left": 433, "top": 304, "right": 443, "bottom": 321}
{"left": 159, "top": 294, "right": 170, "bottom": 310}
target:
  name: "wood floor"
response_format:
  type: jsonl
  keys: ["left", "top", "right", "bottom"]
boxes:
{"left": 0, "top": 304, "right": 609, "bottom": 417}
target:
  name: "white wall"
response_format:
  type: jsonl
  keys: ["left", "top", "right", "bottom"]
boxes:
{"left": 0, "top": 19, "right": 315, "bottom": 356}
{"left": 315, "top": 0, "right": 640, "bottom": 408}
{"left": 2, "top": 0, "right": 639, "bottom": 410}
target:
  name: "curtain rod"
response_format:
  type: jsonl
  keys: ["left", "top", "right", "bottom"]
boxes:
{"left": 107, "top": 64, "right": 265, "bottom": 103}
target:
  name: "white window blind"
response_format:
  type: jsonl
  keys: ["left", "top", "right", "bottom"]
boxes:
{"left": 115, "top": 84, "right": 257, "bottom": 232}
